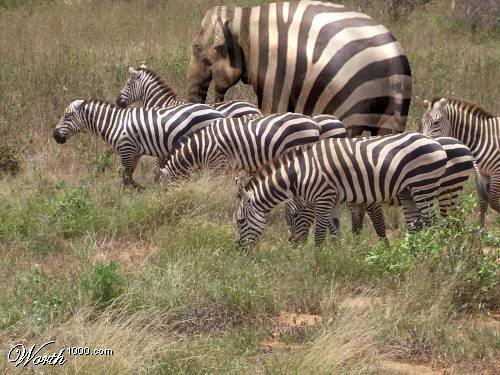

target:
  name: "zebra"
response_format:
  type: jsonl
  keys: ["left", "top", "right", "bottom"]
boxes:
{"left": 234, "top": 133, "right": 448, "bottom": 248}
{"left": 116, "top": 63, "right": 262, "bottom": 119}
{"left": 285, "top": 137, "right": 476, "bottom": 241}
{"left": 421, "top": 97, "right": 499, "bottom": 226}
{"left": 159, "top": 112, "right": 345, "bottom": 187}
{"left": 186, "top": 1, "right": 412, "bottom": 136}
{"left": 52, "top": 99, "right": 225, "bottom": 189}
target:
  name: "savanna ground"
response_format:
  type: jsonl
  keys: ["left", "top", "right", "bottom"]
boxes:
{"left": 0, "top": 0, "right": 498, "bottom": 373}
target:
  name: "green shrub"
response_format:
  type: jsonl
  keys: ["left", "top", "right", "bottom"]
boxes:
{"left": 81, "top": 260, "right": 127, "bottom": 307}
{"left": 54, "top": 181, "right": 105, "bottom": 238}
{"left": 89, "top": 149, "right": 113, "bottom": 175}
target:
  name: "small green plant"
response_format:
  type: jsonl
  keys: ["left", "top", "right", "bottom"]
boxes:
{"left": 55, "top": 182, "right": 104, "bottom": 238}
{"left": 89, "top": 149, "right": 113, "bottom": 175}
{"left": 81, "top": 260, "right": 126, "bottom": 307}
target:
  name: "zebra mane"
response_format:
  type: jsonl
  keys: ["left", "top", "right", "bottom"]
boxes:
{"left": 141, "top": 68, "right": 178, "bottom": 97}
{"left": 84, "top": 99, "right": 121, "bottom": 108}
{"left": 246, "top": 145, "right": 307, "bottom": 191}
{"left": 433, "top": 97, "right": 496, "bottom": 119}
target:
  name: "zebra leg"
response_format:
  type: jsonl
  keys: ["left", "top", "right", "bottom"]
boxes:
{"left": 398, "top": 191, "right": 421, "bottom": 231}
{"left": 313, "top": 200, "right": 335, "bottom": 247}
{"left": 438, "top": 192, "right": 459, "bottom": 218}
{"left": 328, "top": 205, "right": 341, "bottom": 237}
{"left": 479, "top": 198, "right": 488, "bottom": 228}
{"left": 349, "top": 203, "right": 365, "bottom": 234}
{"left": 153, "top": 156, "right": 166, "bottom": 183}
{"left": 412, "top": 196, "right": 436, "bottom": 228}
{"left": 365, "top": 203, "right": 387, "bottom": 239}
{"left": 489, "top": 174, "right": 500, "bottom": 214}
{"left": 120, "top": 152, "right": 144, "bottom": 191}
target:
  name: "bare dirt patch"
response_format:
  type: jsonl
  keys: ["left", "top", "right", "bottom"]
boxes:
{"left": 379, "top": 360, "right": 449, "bottom": 375}
{"left": 95, "top": 239, "right": 157, "bottom": 271}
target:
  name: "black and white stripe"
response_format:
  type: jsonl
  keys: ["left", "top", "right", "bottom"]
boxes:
{"left": 116, "top": 64, "right": 262, "bottom": 119}
{"left": 188, "top": 1, "right": 412, "bottom": 135}
{"left": 421, "top": 97, "right": 499, "bottom": 226}
{"left": 53, "top": 99, "right": 224, "bottom": 189}
{"left": 235, "top": 133, "right": 447, "bottom": 248}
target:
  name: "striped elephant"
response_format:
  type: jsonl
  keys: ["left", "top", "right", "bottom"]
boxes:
{"left": 186, "top": 1, "right": 412, "bottom": 136}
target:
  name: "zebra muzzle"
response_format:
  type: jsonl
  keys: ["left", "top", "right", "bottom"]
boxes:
{"left": 53, "top": 129, "right": 67, "bottom": 144}
{"left": 115, "top": 97, "right": 128, "bottom": 108}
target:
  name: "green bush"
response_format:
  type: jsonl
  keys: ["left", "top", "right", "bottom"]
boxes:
{"left": 365, "top": 194, "right": 498, "bottom": 308}
{"left": 81, "top": 260, "right": 127, "bottom": 307}
{"left": 89, "top": 149, "right": 113, "bottom": 175}
{"left": 54, "top": 181, "right": 105, "bottom": 238}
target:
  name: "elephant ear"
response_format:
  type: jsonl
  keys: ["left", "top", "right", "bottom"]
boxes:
{"left": 212, "top": 15, "right": 227, "bottom": 55}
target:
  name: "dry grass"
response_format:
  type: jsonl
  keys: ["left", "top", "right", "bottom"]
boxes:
{"left": 1, "top": 303, "right": 180, "bottom": 375}
{"left": 0, "top": 0, "right": 498, "bottom": 373}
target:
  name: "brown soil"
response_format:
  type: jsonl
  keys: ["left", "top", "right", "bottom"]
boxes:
{"left": 94, "top": 239, "right": 157, "bottom": 271}
{"left": 379, "top": 360, "right": 449, "bottom": 375}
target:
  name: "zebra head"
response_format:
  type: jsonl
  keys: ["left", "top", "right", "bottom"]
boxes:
{"left": 159, "top": 163, "right": 177, "bottom": 188}
{"left": 234, "top": 178, "right": 267, "bottom": 249}
{"left": 116, "top": 64, "right": 148, "bottom": 108}
{"left": 283, "top": 197, "right": 313, "bottom": 242}
{"left": 421, "top": 98, "right": 451, "bottom": 137}
{"left": 53, "top": 99, "right": 85, "bottom": 144}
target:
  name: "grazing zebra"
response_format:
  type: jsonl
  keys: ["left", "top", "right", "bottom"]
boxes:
{"left": 187, "top": 1, "right": 412, "bottom": 135}
{"left": 235, "top": 133, "right": 447, "bottom": 248}
{"left": 159, "top": 113, "right": 345, "bottom": 187}
{"left": 53, "top": 99, "right": 224, "bottom": 189}
{"left": 116, "top": 64, "right": 262, "bottom": 119}
{"left": 285, "top": 137, "right": 476, "bottom": 241}
{"left": 421, "top": 97, "right": 499, "bottom": 226}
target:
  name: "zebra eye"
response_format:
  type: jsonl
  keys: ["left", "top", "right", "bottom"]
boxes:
{"left": 236, "top": 217, "right": 245, "bottom": 224}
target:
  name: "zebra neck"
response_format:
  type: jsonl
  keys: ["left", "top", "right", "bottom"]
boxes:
{"left": 82, "top": 101, "right": 126, "bottom": 144}
{"left": 251, "top": 163, "right": 295, "bottom": 212}
{"left": 143, "top": 80, "right": 182, "bottom": 108}
{"left": 450, "top": 107, "right": 498, "bottom": 154}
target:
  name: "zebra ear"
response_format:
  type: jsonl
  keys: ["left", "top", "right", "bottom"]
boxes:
{"left": 432, "top": 97, "right": 448, "bottom": 111}
{"left": 69, "top": 99, "right": 84, "bottom": 112}
{"left": 128, "top": 66, "right": 138, "bottom": 76}
{"left": 139, "top": 62, "right": 147, "bottom": 70}
{"left": 213, "top": 16, "right": 226, "bottom": 54}
{"left": 235, "top": 177, "right": 250, "bottom": 202}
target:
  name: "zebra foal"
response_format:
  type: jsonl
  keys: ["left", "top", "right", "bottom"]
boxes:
{"left": 421, "top": 97, "right": 499, "bottom": 226}
{"left": 235, "top": 133, "right": 448, "bottom": 248}
{"left": 53, "top": 100, "right": 224, "bottom": 189}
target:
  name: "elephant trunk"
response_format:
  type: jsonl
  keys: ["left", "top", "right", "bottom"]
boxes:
{"left": 186, "top": 53, "right": 212, "bottom": 103}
